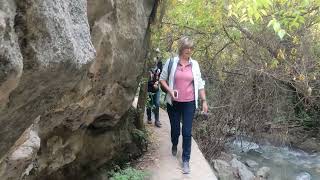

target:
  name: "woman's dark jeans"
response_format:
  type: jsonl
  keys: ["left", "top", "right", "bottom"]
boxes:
{"left": 167, "top": 101, "right": 195, "bottom": 162}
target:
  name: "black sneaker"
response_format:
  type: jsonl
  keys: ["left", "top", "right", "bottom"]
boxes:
{"left": 155, "top": 121, "right": 162, "bottom": 128}
{"left": 171, "top": 145, "right": 177, "bottom": 156}
{"left": 147, "top": 119, "right": 152, "bottom": 124}
{"left": 182, "top": 161, "right": 190, "bottom": 174}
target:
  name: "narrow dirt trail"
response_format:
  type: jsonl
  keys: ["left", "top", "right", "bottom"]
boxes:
{"left": 133, "top": 98, "right": 217, "bottom": 180}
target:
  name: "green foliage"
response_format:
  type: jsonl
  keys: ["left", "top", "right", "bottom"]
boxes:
{"left": 109, "top": 167, "right": 149, "bottom": 180}
{"left": 131, "top": 129, "right": 148, "bottom": 152}
{"left": 153, "top": 0, "right": 320, "bottom": 134}
{"left": 168, "top": 1, "right": 216, "bottom": 28}
{"left": 227, "top": 0, "right": 320, "bottom": 39}
{"left": 273, "top": 115, "right": 287, "bottom": 123}
{"left": 296, "top": 107, "right": 320, "bottom": 129}
{"left": 159, "top": 91, "right": 167, "bottom": 109}
{"left": 131, "top": 129, "right": 147, "bottom": 141}
{"left": 297, "top": 110, "right": 313, "bottom": 128}
{"left": 146, "top": 92, "right": 157, "bottom": 110}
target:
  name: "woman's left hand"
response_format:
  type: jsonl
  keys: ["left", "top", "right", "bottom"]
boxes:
{"left": 202, "top": 101, "right": 208, "bottom": 113}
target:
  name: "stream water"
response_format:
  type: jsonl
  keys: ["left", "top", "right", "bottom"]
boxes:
{"left": 227, "top": 138, "right": 320, "bottom": 180}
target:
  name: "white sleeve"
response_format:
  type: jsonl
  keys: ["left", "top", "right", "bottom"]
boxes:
{"left": 160, "top": 58, "right": 170, "bottom": 81}
{"left": 197, "top": 62, "right": 205, "bottom": 89}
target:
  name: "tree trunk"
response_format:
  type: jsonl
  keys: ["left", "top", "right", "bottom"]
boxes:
{"left": 134, "top": 0, "right": 162, "bottom": 130}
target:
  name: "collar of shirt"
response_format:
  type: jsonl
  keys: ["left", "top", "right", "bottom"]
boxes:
{"left": 178, "top": 58, "right": 192, "bottom": 67}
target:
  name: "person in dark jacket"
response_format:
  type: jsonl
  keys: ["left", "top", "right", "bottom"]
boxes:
{"left": 146, "top": 53, "right": 163, "bottom": 127}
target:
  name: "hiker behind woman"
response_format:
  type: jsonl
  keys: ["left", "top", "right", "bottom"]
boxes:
{"left": 159, "top": 36, "right": 208, "bottom": 174}
{"left": 146, "top": 48, "right": 163, "bottom": 128}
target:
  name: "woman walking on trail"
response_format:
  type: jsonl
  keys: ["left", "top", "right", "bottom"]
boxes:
{"left": 159, "top": 36, "right": 208, "bottom": 174}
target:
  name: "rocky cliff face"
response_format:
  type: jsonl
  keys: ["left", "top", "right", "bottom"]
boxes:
{"left": 0, "top": 0, "right": 154, "bottom": 179}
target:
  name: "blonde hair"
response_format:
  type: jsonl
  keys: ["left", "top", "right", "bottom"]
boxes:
{"left": 177, "top": 36, "right": 194, "bottom": 55}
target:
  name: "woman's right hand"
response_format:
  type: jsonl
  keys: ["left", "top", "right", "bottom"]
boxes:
{"left": 169, "top": 89, "right": 178, "bottom": 101}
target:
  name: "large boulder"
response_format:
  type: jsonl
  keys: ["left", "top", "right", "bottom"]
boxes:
{"left": 231, "top": 158, "right": 255, "bottom": 180}
{"left": 212, "top": 159, "right": 236, "bottom": 180}
{"left": 0, "top": 1, "right": 23, "bottom": 110}
{"left": 256, "top": 166, "right": 271, "bottom": 179}
{"left": 245, "top": 160, "right": 259, "bottom": 169}
{"left": 295, "top": 172, "right": 311, "bottom": 180}
{"left": 0, "top": 0, "right": 155, "bottom": 179}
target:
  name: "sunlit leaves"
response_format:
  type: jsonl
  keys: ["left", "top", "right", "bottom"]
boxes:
{"left": 270, "top": 58, "right": 279, "bottom": 69}
{"left": 267, "top": 18, "right": 286, "bottom": 39}
{"left": 167, "top": 0, "right": 216, "bottom": 29}
{"left": 277, "top": 29, "right": 286, "bottom": 39}
{"left": 228, "top": 0, "right": 272, "bottom": 23}
{"left": 298, "top": 74, "right": 306, "bottom": 81}
{"left": 154, "top": 0, "right": 320, "bottom": 75}
{"left": 227, "top": 0, "right": 319, "bottom": 39}
{"left": 277, "top": 49, "right": 286, "bottom": 60}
